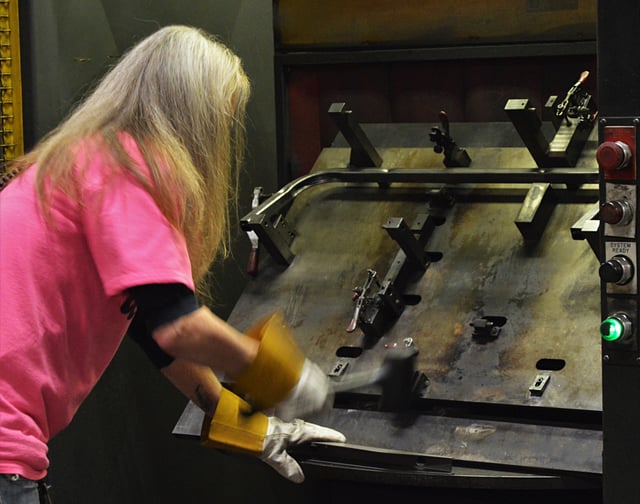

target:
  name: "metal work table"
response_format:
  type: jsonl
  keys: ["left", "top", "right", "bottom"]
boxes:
{"left": 176, "top": 121, "right": 602, "bottom": 489}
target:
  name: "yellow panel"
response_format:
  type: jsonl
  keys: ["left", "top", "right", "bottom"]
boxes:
{"left": 276, "top": 0, "right": 596, "bottom": 48}
{"left": 0, "top": 0, "right": 22, "bottom": 164}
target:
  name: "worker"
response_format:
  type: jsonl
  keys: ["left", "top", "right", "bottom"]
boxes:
{"left": 0, "top": 25, "right": 344, "bottom": 503}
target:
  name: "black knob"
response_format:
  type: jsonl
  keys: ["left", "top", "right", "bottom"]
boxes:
{"left": 600, "top": 260, "right": 623, "bottom": 283}
{"left": 599, "top": 255, "right": 634, "bottom": 285}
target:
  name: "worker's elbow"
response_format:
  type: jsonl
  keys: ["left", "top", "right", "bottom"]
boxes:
{"left": 151, "top": 306, "right": 209, "bottom": 359}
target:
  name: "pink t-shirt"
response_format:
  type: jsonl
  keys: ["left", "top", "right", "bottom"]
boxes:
{"left": 0, "top": 134, "right": 194, "bottom": 480}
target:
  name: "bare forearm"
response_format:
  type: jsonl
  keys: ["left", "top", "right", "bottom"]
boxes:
{"left": 161, "top": 358, "right": 222, "bottom": 416}
{"left": 152, "top": 306, "right": 258, "bottom": 379}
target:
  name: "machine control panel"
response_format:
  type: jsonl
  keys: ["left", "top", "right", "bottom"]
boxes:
{"left": 599, "top": 120, "right": 640, "bottom": 362}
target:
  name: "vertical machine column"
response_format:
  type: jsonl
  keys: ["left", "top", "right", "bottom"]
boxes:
{"left": 598, "top": 2, "right": 640, "bottom": 502}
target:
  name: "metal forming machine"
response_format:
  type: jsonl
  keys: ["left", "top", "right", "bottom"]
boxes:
{"left": 175, "top": 4, "right": 640, "bottom": 499}
{"left": 177, "top": 87, "right": 604, "bottom": 490}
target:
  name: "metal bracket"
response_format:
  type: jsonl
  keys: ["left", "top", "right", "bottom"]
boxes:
{"left": 328, "top": 359, "right": 350, "bottom": 377}
{"left": 329, "top": 102, "right": 382, "bottom": 169}
{"left": 505, "top": 97, "right": 595, "bottom": 168}
{"left": 471, "top": 316, "right": 507, "bottom": 342}
{"left": 242, "top": 211, "right": 295, "bottom": 266}
{"left": 429, "top": 110, "right": 472, "bottom": 168}
{"left": 571, "top": 201, "right": 601, "bottom": 260}
{"left": 240, "top": 168, "right": 598, "bottom": 269}
{"left": 515, "top": 183, "right": 557, "bottom": 241}
{"left": 529, "top": 374, "right": 551, "bottom": 397}
{"left": 356, "top": 206, "right": 445, "bottom": 342}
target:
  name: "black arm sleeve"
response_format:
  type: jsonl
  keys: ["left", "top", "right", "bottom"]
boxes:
{"left": 126, "top": 283, "right": 199, "bottom": 369}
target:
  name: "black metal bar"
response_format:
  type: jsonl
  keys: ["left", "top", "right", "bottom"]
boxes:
{"left": 549, "top": 121, "right": 596, "bottom": 167}
{"left": 244, "top": 212, "right": 295, "bottom": 267}
{"left": 291, "top": 442, "right": 453, "bottom": 474}
{"left": 382, "top": 217, "right": 427, "bottom": 271}
{"left": 241, "top": 167, "right": 598, "bottom": 268}
{"left": 598, "top": 2, "right": 640, "bottom": 503}
{"left": 328, "top": 102, "right": 382, "bottom": 168}
{"left": 241, "top": 167, "right": 598, "bottom": 227}
{"left": 275, "top": 41, "right": 597, "bottom": 66}
{"left": 358, "top": 207, "right": 444, "bottom": 341}
{"left": 515, "top": 183, "right": 557, "bottom": 241}
{"left": 504, "top": 99, "right": 551, "bottom": 167}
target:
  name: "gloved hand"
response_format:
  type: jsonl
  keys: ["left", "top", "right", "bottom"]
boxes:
{"left": 233, "top": 312, "right": 334, "bottom": 420}
{"left": 202, "top": 388, "right": 346, "bottom": 483}
{"left": 260, "top": 416, "right": 345, "bottom": 483}
{"left": 275, "top": 358, "right": 332, "bottom": 421}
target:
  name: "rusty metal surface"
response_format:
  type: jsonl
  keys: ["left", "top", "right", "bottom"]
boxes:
{"left": 303, "top": 408, "right": 603, "bottom": 476}
{"left": 173, "top": 399, "right": 603, "bottom": 479}
{"left": 231, "top": 122, "right": 601, "bottom": 413}
{"left": 220, "top": 122, "right": 603, "bottom": 477}
{"left": 230, "top": 182, "right": 601, "bottom": 411}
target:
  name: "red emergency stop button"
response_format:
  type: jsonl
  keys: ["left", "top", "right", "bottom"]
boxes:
{"left": 597, "top": 141, "right": 633, "bottom": 172}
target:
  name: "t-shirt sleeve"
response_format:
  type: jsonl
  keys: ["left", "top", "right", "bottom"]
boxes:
{"left": 80, "top": 154, "right": 195, "bottom": 297}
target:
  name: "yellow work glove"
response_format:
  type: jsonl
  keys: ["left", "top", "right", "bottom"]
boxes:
{"left": 202, "top": 388, "right": 346, "bottom": 483}
{"left": 233, "top": 312, "right": 333, "bottom": 421}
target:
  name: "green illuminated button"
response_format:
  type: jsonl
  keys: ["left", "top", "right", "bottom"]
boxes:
{"left": 601, "top": 318, "right": 624, "bottom": 341}
{"left": 600, "top": 312, "right": 633, "bottom": 343}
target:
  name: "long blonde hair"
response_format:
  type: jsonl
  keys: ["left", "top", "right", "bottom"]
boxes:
{"left": 12, "top": 25, "right": 250, "bottom": 291}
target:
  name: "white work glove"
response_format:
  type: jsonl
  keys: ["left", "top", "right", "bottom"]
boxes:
{"left": 233, "top": 312, "right": 334, "bottom": 420}
{"left": 275, "top": 359, "right": 334, "bottom": 421}
{"left": 260, "top": 416, "right": 346, "bottom": 483}
{"left": 201, "top": 388, "right": 345, "bottom": 484}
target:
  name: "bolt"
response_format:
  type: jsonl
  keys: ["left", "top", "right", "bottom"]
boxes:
{"left": 603, "top": 354, "right": 610, "bottom": 362}
{"left": 600, "top": 118, "right": 607, "bottom": 125}
{"left": 634, "top": 118, "right": 640, "bottom": 126}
